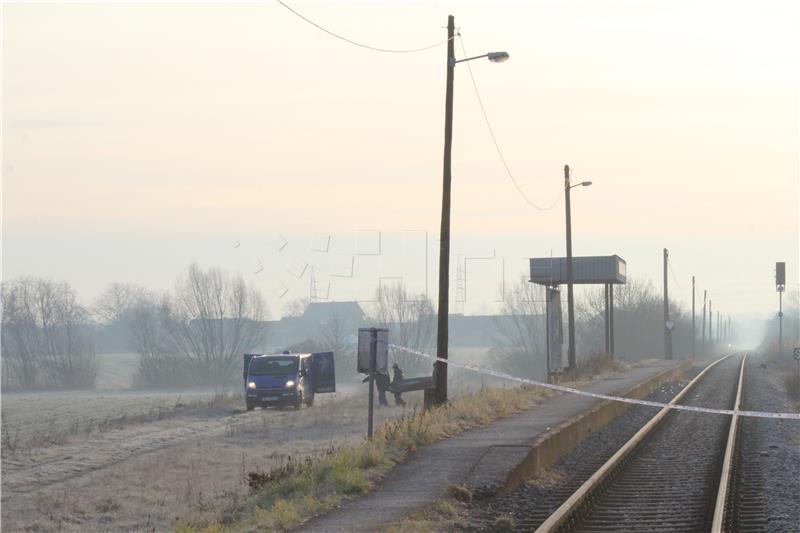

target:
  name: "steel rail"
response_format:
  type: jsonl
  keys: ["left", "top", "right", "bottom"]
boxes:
{"left": 711, "top": 352, "right": 747, "bottom": 532}
{"left": 534, "top": 352, "right": 738, "bottom": 533}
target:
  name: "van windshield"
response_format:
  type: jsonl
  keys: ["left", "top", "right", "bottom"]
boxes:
{"left": 249, "top": 356, "right": 298, "bottom": 376}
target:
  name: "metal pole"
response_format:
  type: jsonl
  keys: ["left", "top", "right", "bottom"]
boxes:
{"left": 779, "top": 291, "right": 783, "bottom": 357}
{"left": 709, "top": 300, "right": 713, "bottom": 352}
{"left": 565, "top": 164, "right": 577, "bottom": 371}
{"left": 702, "top": 290, "right": 707, "bottom": 356}
{"left": 435, "top": 15, "right": 455, "bottom": 405}
{"left": 367, "top": 327, "right": 377, "bottom": 438}
{"left": 604, "top": 284, "right": 610, "bottom": 355}
{"left": 545, "top": 287, "right": 552, "bottom": 384}
{"left": 663, "top": 248, "right": 672, "bottom": 359}
{"left": 609, "top": 284, "right": 615, "bottom": 357}
{"left": 692, "top": 276, "right": 697, "bottom": 359}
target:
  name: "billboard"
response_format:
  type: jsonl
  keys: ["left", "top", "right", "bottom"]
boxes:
{"left": 531, "top": 255, "right": 627, "bottom": 285}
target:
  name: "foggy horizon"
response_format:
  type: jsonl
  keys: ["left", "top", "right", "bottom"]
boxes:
{"left": 3, "top": 1, "right": 799, "bottom": 321}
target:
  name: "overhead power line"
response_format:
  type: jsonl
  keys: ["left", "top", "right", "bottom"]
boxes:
{"left": 275, "top": 0, "right": 452, "bottom": 54}
{"left": 668, "top": 256, "right": 683, "bottom": 290}
{"left": 458, "top": 35, "right": 561, "bottom": 212}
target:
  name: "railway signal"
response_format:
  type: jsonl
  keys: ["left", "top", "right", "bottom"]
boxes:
{"left": 776, "top": 262, "right": 786, "bottom": 357}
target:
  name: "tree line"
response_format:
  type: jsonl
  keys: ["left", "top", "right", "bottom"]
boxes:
{"left": 0, "top": 266, "right": 436, "bottom": 390}
{"left": 4, "top": 264, "right": 791, "bottom": 391}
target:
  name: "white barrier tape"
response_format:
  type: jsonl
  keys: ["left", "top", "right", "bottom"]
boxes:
{"left": 386, "top": 343, "right": 800, "bottom": 421}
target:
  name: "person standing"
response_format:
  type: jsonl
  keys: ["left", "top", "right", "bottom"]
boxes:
{"left": 391, "top": 363, "right": 406, "bottom": 406}
{"left": 376, "top": 371, "right": 390, "bottom": 407}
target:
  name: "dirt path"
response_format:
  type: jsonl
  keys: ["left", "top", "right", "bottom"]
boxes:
{"left": 2, "top": 408, "right": 237, "bottom": 494}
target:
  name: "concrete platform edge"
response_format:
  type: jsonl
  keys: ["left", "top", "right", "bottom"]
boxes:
{"left": 497, "top": 359, "right": 693, "bottom": 495}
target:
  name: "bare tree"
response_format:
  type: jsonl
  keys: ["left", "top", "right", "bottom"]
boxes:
{"left": 317, "top": 310, "right": 361, "bottom": 381}
{"left": 93, "top": 282, "right": 151, "bottom": 324}
{"left": 1, "top": 277, "right": 97, "bottom": 389}
{"left": 368, "top": 282, "right": 436, "bottom": 375}
{"left": 490, "top": 279, "right": 547, "bottom": 379}
{"left": 127, "top": 293, "right": 194, "bottom": 388}
{"left": 576, "top": 277, "right": 692, "bottom": 361}
{"left": 165, "top": 263, "right": 268, "bottom": 385}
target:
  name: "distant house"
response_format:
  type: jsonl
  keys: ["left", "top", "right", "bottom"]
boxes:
{"left": 265, "top": 301, "right": 365, "bottom": 350}
{"left": 302, "top": 301, "right": 365, "bottom": 326}
{"left": 263, "top": 301, "right": 540, "bottom": 351}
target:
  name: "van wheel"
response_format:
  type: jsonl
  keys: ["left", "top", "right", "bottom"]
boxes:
{"left": 246, "top": 402, "right": 255, "bottom": 412}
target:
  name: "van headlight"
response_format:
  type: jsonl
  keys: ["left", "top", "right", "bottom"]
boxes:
{"left": 247, "top": 381, "right": 257, "bottom": 389}
{"left": 285, "top": 380, "right": 295, "bottom": 388}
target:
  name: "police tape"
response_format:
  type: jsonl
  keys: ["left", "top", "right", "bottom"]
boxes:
{"left": 385, "top": 343, "right": 800, "bottom": 421}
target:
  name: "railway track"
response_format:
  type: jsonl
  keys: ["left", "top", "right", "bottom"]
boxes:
{"left": 535, "top": 353, "right": 750, "bottom": 533}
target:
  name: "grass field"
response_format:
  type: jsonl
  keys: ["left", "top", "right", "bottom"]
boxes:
{"left": 0, "top": 346, "right": 529, "bottom": 532}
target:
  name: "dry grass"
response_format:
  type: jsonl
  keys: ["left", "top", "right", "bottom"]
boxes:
{"left": 384, "top": 496, "right": 470, "bottom": 532}
{"left": 178, "top": 384, "right": 548, "bottom": 532}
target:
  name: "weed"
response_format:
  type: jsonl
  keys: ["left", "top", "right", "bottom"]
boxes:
{"left": 1, "top": 415, "right": 19, "bottom": 454}
{"left": 446, "top": 484, "right": 473, "bottom": 503}
{"left": 492, "top": 515, "right": 516, "bottom": 532}
{"left": 95, "top": 497, "right": 121, "bottom": 513}
{"left": 433, "top": 499, "right": 458, "bottom": 516}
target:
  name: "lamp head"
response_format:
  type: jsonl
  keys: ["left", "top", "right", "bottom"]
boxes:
{"left": 581, "top": 181, "right": 593, "bottom": 187}
{"left": 487, "top": 51, "right": 510, "bottom": 63}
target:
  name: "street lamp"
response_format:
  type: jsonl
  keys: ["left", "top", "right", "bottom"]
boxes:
{"left": 435, "top": 15, "right": 508, "bottom": 405}
{"left": 564, "top": 165, "right": 592, "bottom": 372}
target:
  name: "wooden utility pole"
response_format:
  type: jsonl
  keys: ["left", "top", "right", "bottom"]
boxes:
{"left": 701, "top": 290, "right": 707, "bottom": 356}
{"left": 565, "top": 165, "right": 577, "bottom": 371}
{"left": 663, "top": 248, "right": 672, "bottom": 359}
{"left": 435, "top": 15, "right": 456, "bottom": 406}
{"left": 717, "top": 311, "right": 720, "bottom": 343}
{"left": 692, "top": 276, "right": 697, "bottom": 359}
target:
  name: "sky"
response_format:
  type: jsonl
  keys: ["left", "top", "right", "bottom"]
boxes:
{"left": 2, "top": 0, "right": 799, "bottom": 323}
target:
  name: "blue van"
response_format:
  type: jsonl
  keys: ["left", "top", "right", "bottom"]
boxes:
{"left": 243, "top": 352, "right": 335, "bottom": 411}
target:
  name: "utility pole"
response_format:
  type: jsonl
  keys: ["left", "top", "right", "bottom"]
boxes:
{"left": 564, "top": 165, "right": 577, "bottom": 371}
{"left": 777, "top": 261, "right": 786, "bottom": 357}
{"left": 701, "top": 289, "right": 707, "bottom": 356}
{"left": 663, "top": 248, "right": 672, "bottom": 359}
{"left": 709, "top": 300, "right": 713, "bottom": 353}
{"left": 604, "top": 284, "right": 610, "bottom": 355}
{"left": 717, "top": 311, "right": 720, "bottom": 343}
{"left": 435, "top": 14, "right": 455, "bottom": 406}
{"left": 779, "top": 291, "right": 783, "bottom": 355}
{"left": 692, "top": 276, "right": 697, "bottom": 359}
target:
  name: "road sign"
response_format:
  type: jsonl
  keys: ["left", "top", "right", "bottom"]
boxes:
{"left": 357, "top": 328, "right": 388, "bottom": 375}
{"left": 794, "top": 347, "right": 800, "bottom": 361}
{"left": 665, "top": 320, "right": 675, "bottom": 331}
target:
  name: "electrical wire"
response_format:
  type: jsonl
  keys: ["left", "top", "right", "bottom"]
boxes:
{"left": 275, "top": 0, "right": 452, "bottom": 54}
{"left": 668, "top": 256, "right": 683, "bottom": 290}
{"left": 458, "top": 34, "right": 562, "bottom": 212}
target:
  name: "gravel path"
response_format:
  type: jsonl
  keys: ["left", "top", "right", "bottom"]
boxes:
{"left": 732, "top": 355, "right": 800, "bottom": 532}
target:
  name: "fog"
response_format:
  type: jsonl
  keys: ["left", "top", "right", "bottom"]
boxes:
{"left": 2, "top": 1, "right": 799, "bottom": 391}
